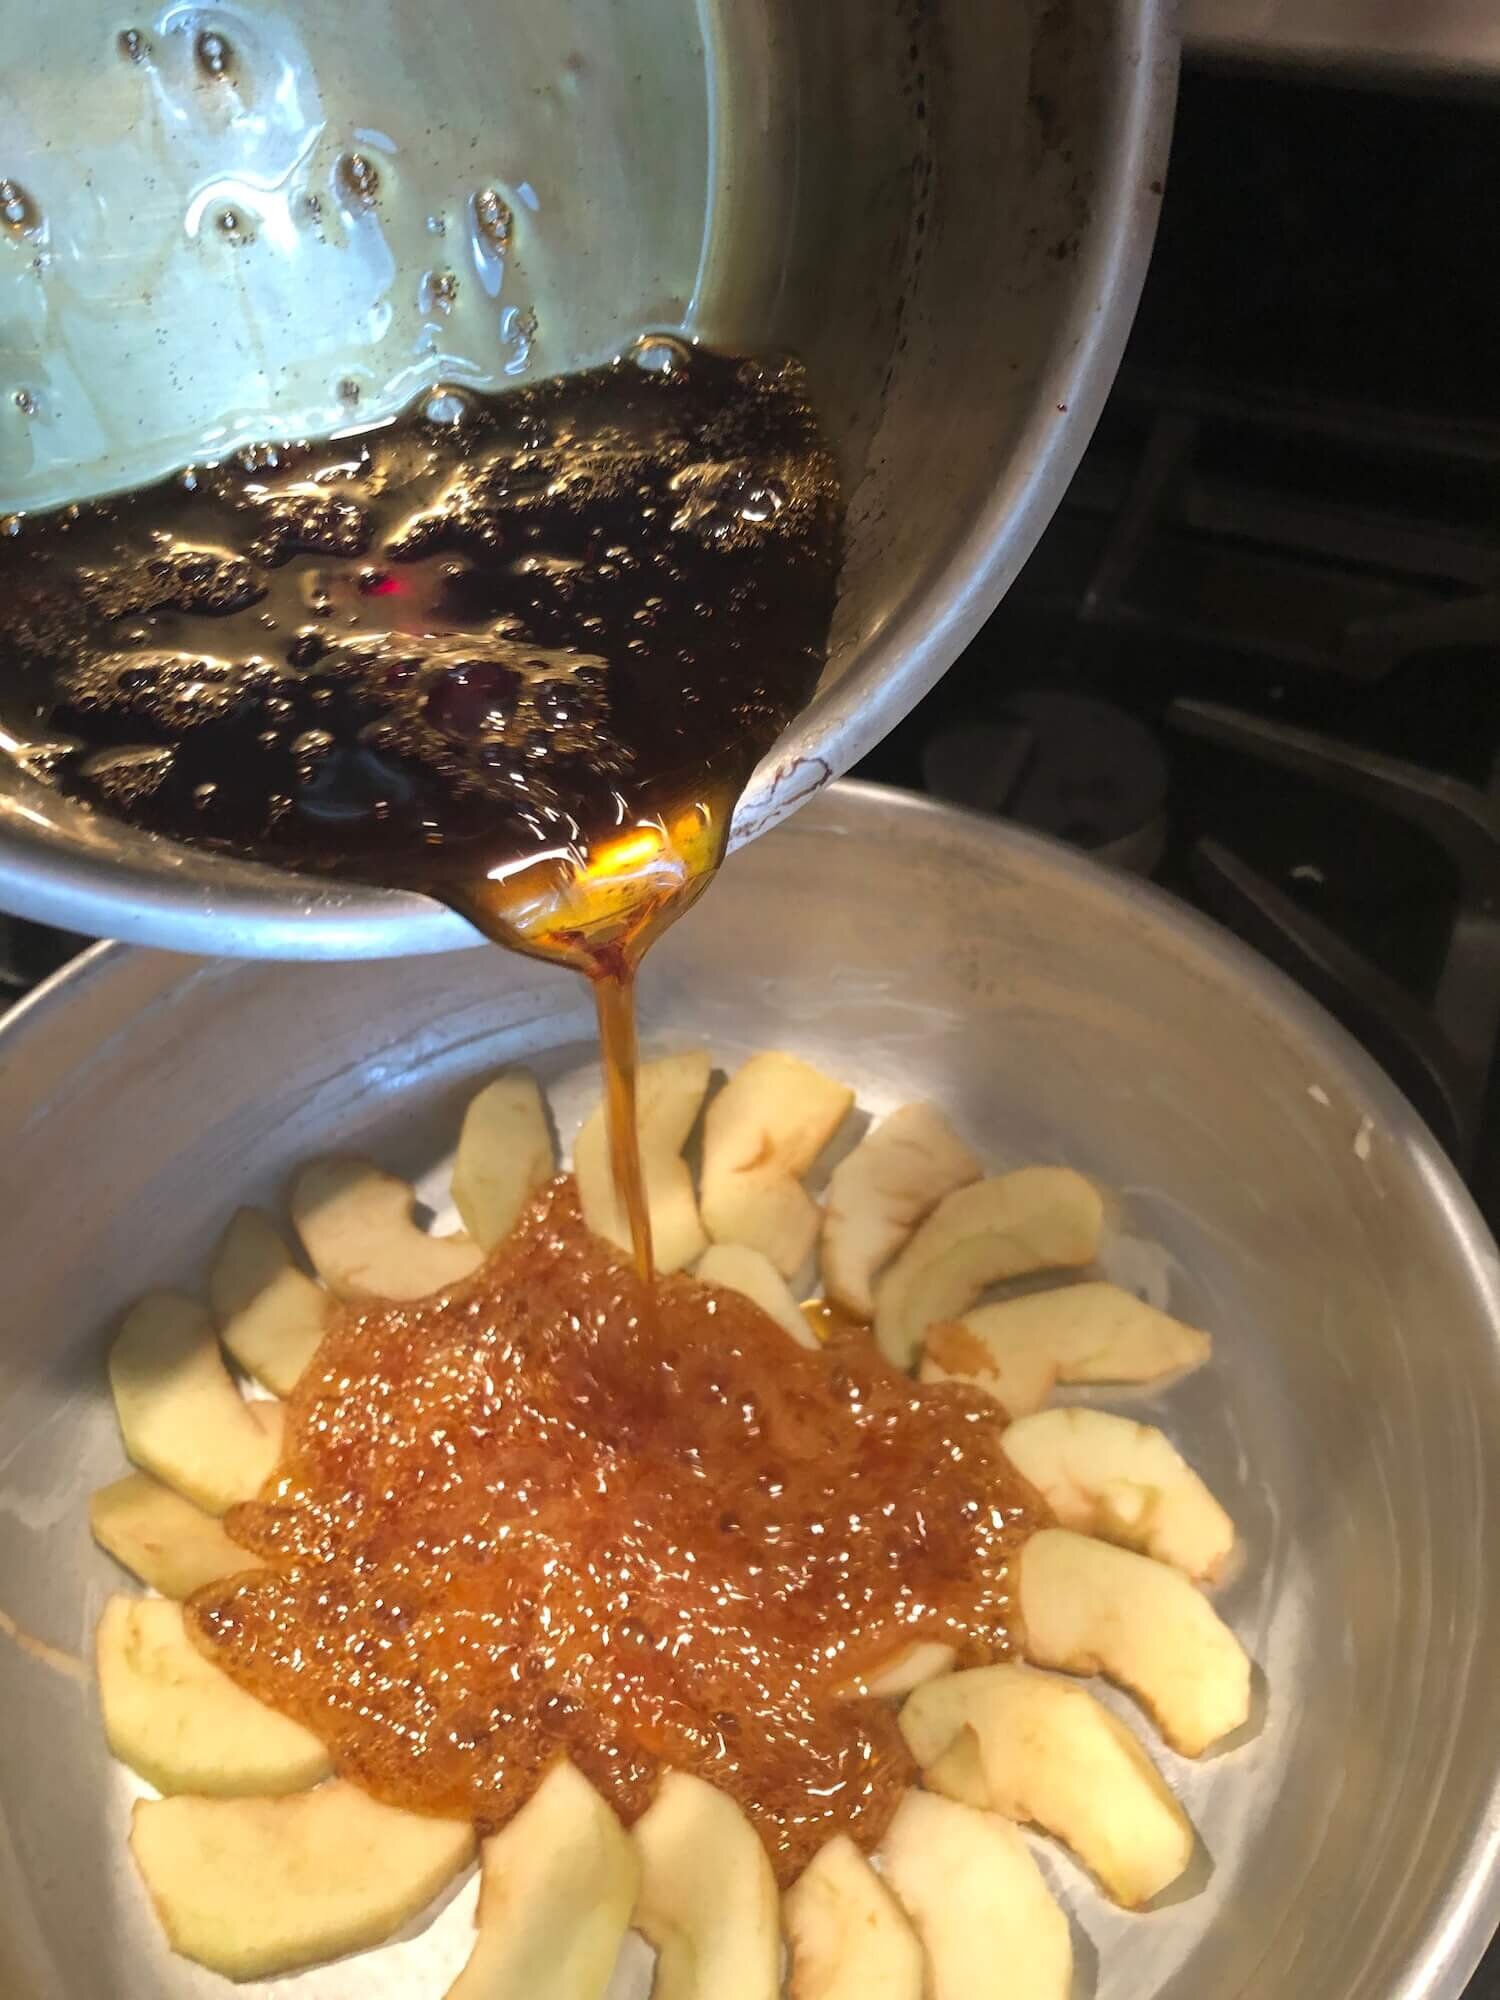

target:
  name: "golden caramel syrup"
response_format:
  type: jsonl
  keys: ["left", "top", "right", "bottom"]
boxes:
{"left": 190, "top": 1180, "right": 1043, "bottom": 1880}
{"left": 800, "top": 1296, "right": 871, "bottom": 1345}
{"left": 447, "top": 791, "right": 731, "bottom": 1280}
{"left": 592, "top": 965, "right": 653, "bottom": 1278}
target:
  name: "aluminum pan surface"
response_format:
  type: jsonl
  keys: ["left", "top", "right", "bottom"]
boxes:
{"left": 0, "top": 780, "right": 1497, "bottom": 1998}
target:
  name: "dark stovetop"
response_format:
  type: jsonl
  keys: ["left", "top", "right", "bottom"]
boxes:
{"left": 2, "top": 63, "right": 1498, "bottom": 1985}
{"left": 862, "top": 64, "right": 1500, "bottom": 1234}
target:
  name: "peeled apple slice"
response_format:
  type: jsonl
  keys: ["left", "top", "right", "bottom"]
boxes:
{"left": 920, "top": 1282, "right": 1211, "bottom": 1419}
{"left": 1003, "top": 1407, "right": 1235, "bottom": 1581}
{"left": 899, "top": 1663, "right": 1194, "bottom": 1907}
{"left": 879, "top": 1788, "right": 1071, "bottom": 2000}
{"left": 98, "top": 1595, "right": 331, "bottom": 1798}
{"left": 632, "top": 1770, "right": 779, "bottom": 2000}
{"left": 921, "top": 1319, "right": 1058, "bottom": 1421}
{"left": 447, "top": 1758, "right": 636, "bottom": 2000}
{"left": 130, "top": 1781, "right": 476, "bottom": 1981}
{"left": 575, "top": 1049, "right": 712, "bottom": 1274}
{"left": 820, "top": 1102, "right": 981, "bottom": 1318}
{"left": 108, "top": 1292, "right": 284, "bottom": 1515}
{"left": 841, "top": 1640, "right": 956, "bottom": 1701}
{"left": 210, "top": 1208, "right": 329, "bottom": 1397}
{"left": 784, "top": 1834, "right": 924, "bottom": 2000}
{"left": 451, "top": 1071, "right": 555, "bottom": 1252}
{"left": 292, "top": 1158, "right": 483, "bottom": 1301}
{"left": 90, "top": 1470, "right": 264, "bottom": 1599}
{"left": 874, "top": 1169, "right": 1103, "bottom": 1369}
{"left": 699, "top": 1052, "right": 855, "bottom": 1277}
{"left": 1020, "top": 1528, "right": 1251, "bottom": 1756}
{"left": 696, "top": 1243, "right": 818, "bottom": 1349}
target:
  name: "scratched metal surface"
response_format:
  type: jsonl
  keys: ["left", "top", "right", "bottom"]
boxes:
{"left": 2, "top": 781, "right": 1499, "bottom": 1999}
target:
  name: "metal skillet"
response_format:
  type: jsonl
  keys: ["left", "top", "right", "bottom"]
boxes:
{"left": 1, "top": 779, "right": 1498, "bottom": 1999}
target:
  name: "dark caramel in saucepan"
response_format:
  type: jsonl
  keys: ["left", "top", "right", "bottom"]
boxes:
{"left": 0, "top": 346, "right": 841, "bottom": 1274}
{"left": 0, "top": 348, "right": 838, "bottom": 926}
{"left": 190, "top": 1179, "right": 1041, "bottom": 1880}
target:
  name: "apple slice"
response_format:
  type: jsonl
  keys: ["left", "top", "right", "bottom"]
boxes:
{"left": 879, "top": 1788, "right": 1071, "bottom": 2000}
{"left": 210, "top": 1208, "right": 329, "bottom": 1397}
{"left": 784, "top": 1834, "right": 924, "bottom": 2000}
{"left": 446, "top": 1758, "right": 636, "bottom": 2000}
{"left": 632, "top": 1770, "right": 779, "bottom": 2000}
{"left": 1020, "top": 1528, "right": 1251, "bottom": 1756}
{"left": 921, "top": 1282, "right": 1210, "bottom": 1418}
{"left": 700, "top": 1052, "right": 855, "bottom": 1277}
{"left": 841, "top": 1640, "right": 957, "bottom": 1701}
{"left": 292, "top": 1158, "right": 483, "bottom": 1301}
{"left": 129, "top": 1781, "right": 475, "bottom": 1980}
{"left": 90, "top": 1470, "right": 263, "bottom": 1598}
{"left": 696, "top": 1244, "right": 818, "bottom": 1350}
{"left": 899, "top": 1663, "right": 1193, "bottom": 1907}
{"left": 98, "top": 1594, "right": 330, "bottom": 1797}
{"left": 108, "top": 1292, "right": 284, "bottom": 1515}
{"left": 820, "top": 1103, "right": 981, "bottom": 1318}
{"left": 920, "top": 1319, "right": 1058, "bottom": 1421}
{"left": 575, "top": 1049, "right": 712, "bottom": 1273}
{"left": 451, "top": 1071, "right": 555, "bottom": 1251}
{"left": 874, "top": 1169, "right": 1103, "bottom": 1369}
{"left": 1003, "top": 1408, "right": 1234, "bottom": 1582}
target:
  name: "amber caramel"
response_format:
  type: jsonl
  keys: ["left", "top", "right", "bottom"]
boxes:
{"left": 191, "top": 1179, "right": 1042, "bottom": 1880}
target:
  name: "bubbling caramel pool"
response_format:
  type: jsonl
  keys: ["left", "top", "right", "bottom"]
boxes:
{"left": 190, "top": 1177, "right": 1043, "bottom": 1881}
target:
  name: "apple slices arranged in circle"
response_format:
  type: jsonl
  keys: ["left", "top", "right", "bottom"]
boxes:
{"left": 696, "top": 1242, "right": 819, "bottom": 1349}
{"left": 920, "top": 1278, "right": 1214, "bottom": 1417}
{"left": 451, "top": 1070, "right": 556, "bottom": 1253}
{"left": 130, "top": 1782, "right": 476, "bottom": 1982}
{"left": 897, "top": 1664, "right": 1194, "bottom": 1908}
{"left": 820, "top": 1101, "right": 981, "bottom": 1321}
{"left": 98, "top": 1594, "right": 332, "bottom": 1798}
{"left": 701, "top": 1052, "right": 855, "bottom": 1276}
{"left": 873, "top": 1167, "right": 1105, "bottom": 1369}
{"left": 210, "top": 1206, "right": 331, "bottom": 1397}
{"left": 784, "top": 1835, "right": 924, "bottom": 1999}
{"left": 634, "top": 1771, "right": 782, "bottom": 2000}
{"left": 1020, "top": 1529, "right": 1251, "bottom": 1758}
{"left": 447, "top": 1759, "right": 638, "bottom": 2000}
{"left": 90, "top": 1470, "right": 265, "bottom": 1600}
{"left": 108, "top": 1292, "right": 284, "bottom": 1515}
{"left": 85, "top": 1049, "right": 1254, "bottom": 1992}
{"left": 576, "top": 1048, "right": 713, "bottom": 1272}
{"left": 292, "top": 1157, "right": 485, "bottom": 1301}
{"left": 1002, "top": 1405, "right": 1236, "bottom": 1581}
{"left": 879, "top": 1789, "right": 1073, "bottom": 2000}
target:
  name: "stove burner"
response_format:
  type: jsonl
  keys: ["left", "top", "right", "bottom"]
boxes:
{"left": 0, "top": 917, "right": 86, "bottom": 1004}
{"left": 1171, "top": 702, "right": 1500, "bottom": 1166}
{"left": 858, "top": 202, "right": 1500, "bottom": 1222}
{"left": 921, "top": 691, "right": 1168, "bottom": 872}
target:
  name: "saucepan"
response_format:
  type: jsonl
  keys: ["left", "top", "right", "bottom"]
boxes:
{"left": 1, "top": 780, "right": 1498, "bottom": 1997}
{"left": 0, "top": 0, "right": 1174, "bottom": 955}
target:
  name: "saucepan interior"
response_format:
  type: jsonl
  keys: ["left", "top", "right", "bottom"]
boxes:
{"left": 0, "top": 0, "right": 1174, "bottom": 953}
